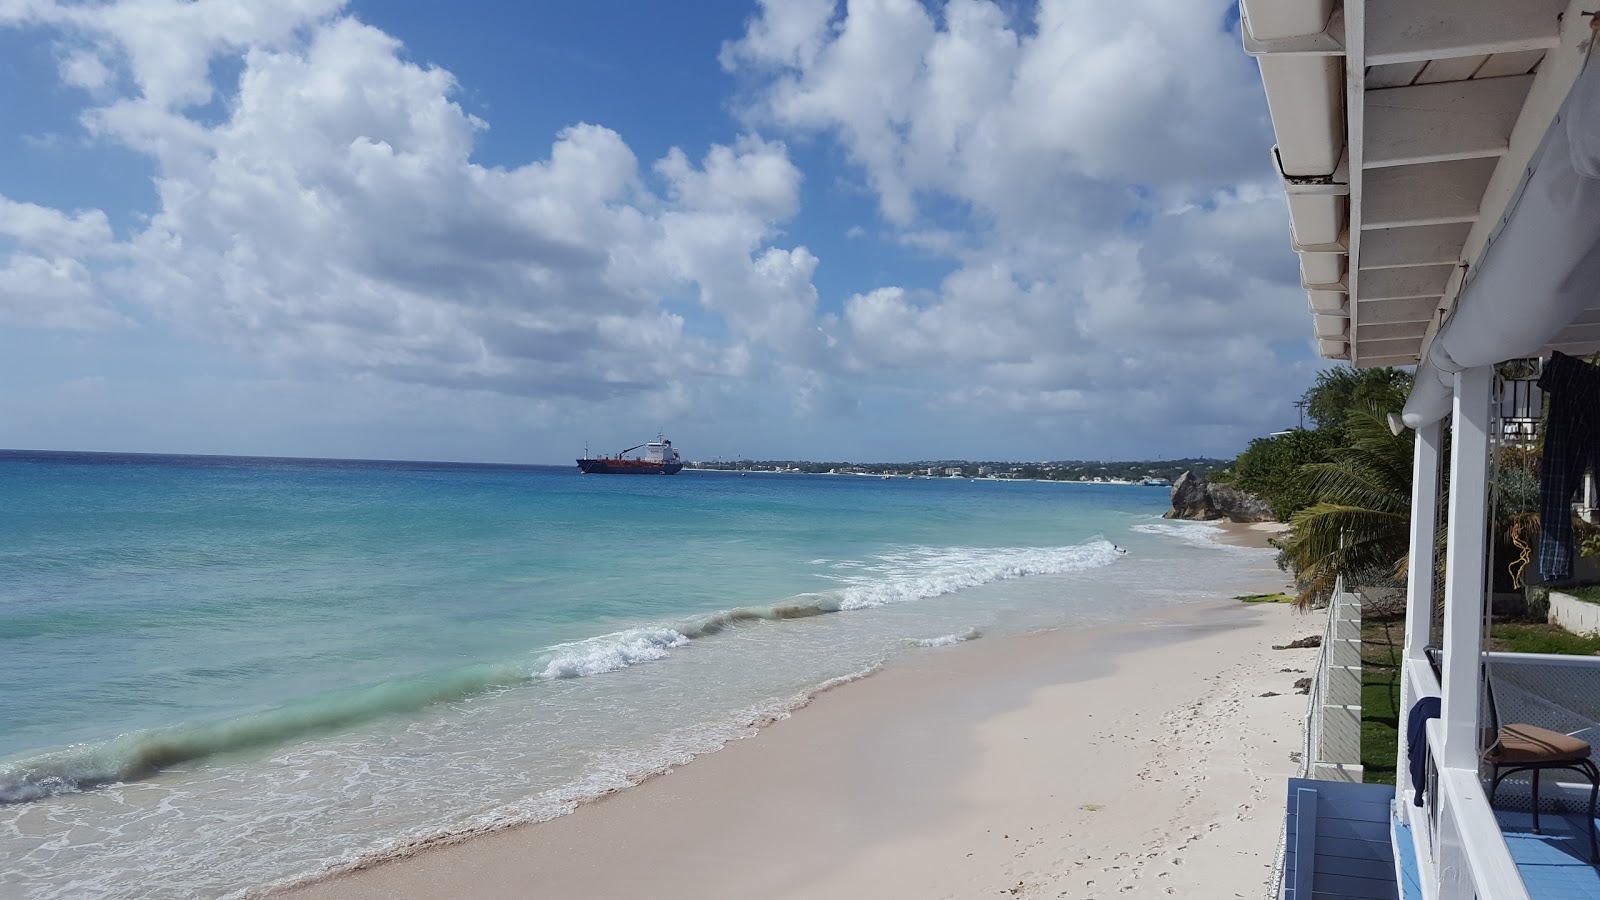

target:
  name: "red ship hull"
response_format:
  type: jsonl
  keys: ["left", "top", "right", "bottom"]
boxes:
{"left": 576, "top": 458, "right": 684, "bottom": 475}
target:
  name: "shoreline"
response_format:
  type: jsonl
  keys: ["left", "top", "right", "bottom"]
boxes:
{"left": 1212, "top": 519, "right": 1289, "bottom": 549}
{"left": 283, "top": 579, "right": 1313, "bottom": 900}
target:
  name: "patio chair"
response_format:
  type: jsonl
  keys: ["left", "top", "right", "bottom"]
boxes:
{"left": 1424, "top": 646, "right": 1599, "bottom": 862}
{"left": 1484, "top": 670, "right": 1600, "bottom": 863}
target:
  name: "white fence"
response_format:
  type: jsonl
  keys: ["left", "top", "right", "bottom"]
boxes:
{"left": 1272, "top": 589, "right": 1368, "bottom": 899}
{"left": 1304, "top": 589, "right": 1365, "bottom": 782}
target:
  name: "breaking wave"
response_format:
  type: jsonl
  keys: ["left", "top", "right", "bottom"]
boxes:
{"left": 1, "top": 540, "right": 1117, "bottom": 805}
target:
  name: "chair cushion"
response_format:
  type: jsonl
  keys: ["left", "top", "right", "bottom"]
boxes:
{"left": 1487, "top": 724, "right": 1593, "bottom": 765}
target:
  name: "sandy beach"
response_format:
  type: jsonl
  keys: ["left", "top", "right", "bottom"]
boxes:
{"left": 1212, "top": 519, "right": 1290, "bottom": 549}
{"left": 285, "top": 550, "right": 1314, "bottom": 900}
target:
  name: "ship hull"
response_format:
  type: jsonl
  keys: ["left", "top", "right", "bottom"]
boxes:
{"left": 577, "top": 459, "right": 684, "bottom": 475}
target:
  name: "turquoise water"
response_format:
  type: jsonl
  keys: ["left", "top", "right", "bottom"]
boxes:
{"left": 0, "top": 451, "right": 1274, "bottom": 898}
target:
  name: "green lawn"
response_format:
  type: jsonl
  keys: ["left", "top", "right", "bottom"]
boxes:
{"left": 1353, "top": 616, "right": 1600, "bottom": 787}
{"left": 1560, "top": 585, "right": 1600, "bottom": 605}
{"left": 1359, "top": 617, "right": 1403, "bottom": 785}
{"left": 1488, "top": 622, "right": 1600, "bottom": 655}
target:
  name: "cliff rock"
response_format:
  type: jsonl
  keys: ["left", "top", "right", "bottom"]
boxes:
{"left": 1164, "top": 470, "right": 1276, "bottom": 523}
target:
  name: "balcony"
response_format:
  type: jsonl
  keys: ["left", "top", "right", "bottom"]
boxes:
{"left": 1396, "top": 652, "right": 1600, "bottom": 898}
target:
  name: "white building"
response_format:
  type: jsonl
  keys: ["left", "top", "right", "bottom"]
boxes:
{"left": 1246, "top": 1, "right": 1600, "bottom": 896}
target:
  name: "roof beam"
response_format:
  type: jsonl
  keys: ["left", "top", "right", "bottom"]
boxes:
{"left": 1474, "top": 49, "right": 1546, "bottom": 79}
{"left": 1355, "top": 352, "right": 1424, "bottom": 368}
{"left": 1364, "top": 61, "right": 1426, "bottom": 89}
{"left": 1364, "top": 0, "right": 1564, "bottom": 66}
{"left": 1359, "top": 265, "right": 1455, "bottom": 300}
{"left": 1364, "top": 75, "right": 1533, "bottom": 168}
{"left": 1344, "top": 0, "right": 1368, "bottom": 364}
{"left": 1358, "top": 321, "right": 1430, "bottom": 341}
{"left": 1362, "top": 157, "right": 1497, "bottom": 228}
{"left": 1414, "top": 55, "right": 1489, "bottom": 84}
{"left": 1549, "top": 322, "right": 1600, "bottom": 347}
{"left": 1357, "top": 296, "right": 1440, "bottom": 325}
{"left": 1356, "top": 337, "right": 1425, "bottom": 358}
{"left": 1360, "top": 224, "right": 1471, "bottom": 269}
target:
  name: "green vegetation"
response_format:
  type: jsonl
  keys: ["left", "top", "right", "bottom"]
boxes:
{"left": 1361, "top": 617, "right": 1403, "bottom": 785}
{"left": 1304, "top": 367, "right": 1415, "bottom": 434}
{"left": 1277, "top": 381, "right": 1416, "bottom": 607}
{"left": 1489, "top": 623, "right": 1600, "bottom": 655}
{"left": 1211, "top": 367, "right": 1413, "bottom": 523}
{"left": 1560, "top": 585, "right": 1600, "bottom": 605}
{"left": 1236, "top": 592, "right": 1294, "bottom": 603}
{"left": 1229, "top": 429, "right": 1338, "bottom": 520}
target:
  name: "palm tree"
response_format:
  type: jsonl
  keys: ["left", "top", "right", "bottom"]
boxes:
{"left": 1279, "top": 384, "right": 1416, "bottom": 608}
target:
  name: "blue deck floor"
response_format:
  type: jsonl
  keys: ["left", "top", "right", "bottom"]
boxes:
{"left": 1393, "top": 817, "right": 1423, "bottom": 900}
{"left": 1391, "top": 809, "right": 1600, "bottom": 898}
{"left": 1497, "top": 809, "right": 1600, "bottom": 899}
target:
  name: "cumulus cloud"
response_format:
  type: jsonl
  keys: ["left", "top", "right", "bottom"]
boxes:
{"left": 0, "top": 197, "right": 123, "bottom": 328}
{"left": 0, "top": 0, "right": 1319, "bottom": 458}
{"left": 719, "top": 0, "right": 1314, "bottom": 444}
{"left": 3, "top": 1, "right": 829, "bottom": 408}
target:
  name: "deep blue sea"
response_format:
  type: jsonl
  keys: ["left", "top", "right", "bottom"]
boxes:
{"left": 0, "top": 450, "right": 1275, "bottom": 898}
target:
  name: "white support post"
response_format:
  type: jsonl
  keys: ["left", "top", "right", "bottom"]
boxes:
{"left": 1398, "top": 419, "right": 1443, "bottom": 812}
{"left": 1405, "top": 421, "right": 1443, "bottom": 662}
{"left": 1440, "top": 366, "right": 1492, "bottom": 773}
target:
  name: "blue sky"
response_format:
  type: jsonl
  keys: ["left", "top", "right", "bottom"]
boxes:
{"left": 0, "top": 0, "right": 1323, "bottom": 464}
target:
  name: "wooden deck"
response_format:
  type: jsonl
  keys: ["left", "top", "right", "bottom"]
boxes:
{"left": 1282, "top": 777, "right": 1400, "bottom": 899}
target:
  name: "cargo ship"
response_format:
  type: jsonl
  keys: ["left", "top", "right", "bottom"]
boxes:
{"left": 577, "top": 436, "right": 684, "bottom": 475}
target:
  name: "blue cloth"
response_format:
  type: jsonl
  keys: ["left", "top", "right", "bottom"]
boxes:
{"left": 1537, "top": 352, "right": 1600, "bottom": 582}
{"left": 1408, "top": 696, "right": 1442, "bottom": 806}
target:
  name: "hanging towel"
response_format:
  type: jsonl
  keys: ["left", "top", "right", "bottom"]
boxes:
{"left": 1537, "top": 351, "right": 1600, "bottom": 582}
{"left": 1408, "top": 696, "right": 1442, "bottom": 806}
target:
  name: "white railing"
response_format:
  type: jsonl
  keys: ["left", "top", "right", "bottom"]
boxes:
{"left": 1484, "top": 651, "right": 1600, "bottom": 800}
{"left": 1272, "top": 591, "right": 1367, "bottom": 899}
{"left": 1424, "top": 719, "right": 1530, "bottom": 900}
{"left": 1304, "top": 589, "right": 1364, "bottom": 781}
{"left": 1400, "top": 650, "right": 1600, "bottom": 899}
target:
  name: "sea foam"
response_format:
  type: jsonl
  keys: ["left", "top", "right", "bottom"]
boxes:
{"left": 912, "top": 628, "right": 980, "bottom": 647}
{"left": 534, "top": 628, "right": 691, "bottom": 680}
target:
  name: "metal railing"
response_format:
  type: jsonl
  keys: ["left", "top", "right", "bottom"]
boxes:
{"left": 1272, "top": 590, "right": 1367, "bottom": 898}
{"left": 1305, "top": 589, "right": 1364, "bottom": 781}
{"left": 1400, "top": 651, "right": 1600, "bottom": 899}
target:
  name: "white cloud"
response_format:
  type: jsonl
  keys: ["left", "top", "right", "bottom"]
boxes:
{"left": 0, "top": 197, "right": 124, "bottom": 328}
{"left": 0, "top": 252, "right": 128, "bottom": 329}
{"left": 720, "top": 0, "right": 1313, "bottom": 443}
{"left": 0, "top": 196, "right": 114, "bottom": 255}
{"left": 0, "top": 0, "right": 1320, "bottom": 459}
{"left": 5, "top": 3, "right": 836, "bottom": 410}
{"left": 724, "top": 0, "right": 1271, "bottom": 228}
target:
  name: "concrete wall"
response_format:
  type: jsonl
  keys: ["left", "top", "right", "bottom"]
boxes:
{"left": 1548, "top": 590, "right": 1600, "bottom": 636}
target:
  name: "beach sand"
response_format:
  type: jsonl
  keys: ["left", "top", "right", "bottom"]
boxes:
{"left": 1213, "top": 520, "right": 1289, "bottom": 549}
{"left": 284, "top": 582, "right": 1316, "bottom": 900}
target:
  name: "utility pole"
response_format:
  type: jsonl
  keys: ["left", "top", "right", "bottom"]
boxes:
{"left": 1292, "top": 398, "right": 1310, "bottom": 430}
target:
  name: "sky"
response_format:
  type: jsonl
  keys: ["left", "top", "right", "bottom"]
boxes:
{"left": 0, "top": 0, "right": 1327, "bottom": 464}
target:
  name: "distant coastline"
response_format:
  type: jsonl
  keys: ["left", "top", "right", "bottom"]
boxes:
{"left": 685, "top": 457, "right": 1226, "bottom": 484}
{"left": 694, "top": 469, "right": 1176, "bottom": 486}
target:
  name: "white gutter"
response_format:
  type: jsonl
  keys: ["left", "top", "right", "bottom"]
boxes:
{"left": 1401, "top": 44, "right": 1600, "bottom": 427}
{"left": 1241, "top": 0, "right": 1349, "bottom": 359}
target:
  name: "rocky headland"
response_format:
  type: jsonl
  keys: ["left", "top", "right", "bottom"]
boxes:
{"left": 1165, "top": 470, "right": 1275, "bottom": 523}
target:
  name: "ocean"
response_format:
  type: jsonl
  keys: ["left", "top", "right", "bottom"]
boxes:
{"left": 0, "top": 450, "right": 1277, "bottom": 899}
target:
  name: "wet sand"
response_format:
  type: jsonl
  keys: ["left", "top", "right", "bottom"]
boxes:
{"left": 284, "top": 579, "right": 1315, "bottom": 900}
